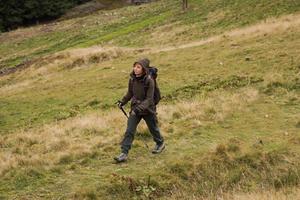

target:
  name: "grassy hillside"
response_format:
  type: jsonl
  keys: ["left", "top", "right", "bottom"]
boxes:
{"left": 60, "top": 0, "right": 131, "bottom": 20}
{"left": 0, "top": 0, "right": 299, "bottom": 134}
{"left": 0, "top": 0, "right": 299, "bottom": 69}
{"left": 0, "top": 0, "right": 300, "bottom": 199}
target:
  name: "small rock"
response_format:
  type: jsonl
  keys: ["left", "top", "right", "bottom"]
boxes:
{"left": 284, "top": 131, "right": 289, "bottom": 136}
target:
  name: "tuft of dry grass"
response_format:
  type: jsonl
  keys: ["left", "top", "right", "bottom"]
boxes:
{"left": 158, "top": 87, "right": 259, "bottom": 133}
{"left": 162, "top": 188, "right": 300, "bottom": 200}
{"left": 0, "top": 108, "right": 125, "bottom": 176}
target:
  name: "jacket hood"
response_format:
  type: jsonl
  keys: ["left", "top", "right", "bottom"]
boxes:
{"left": 130, "top": 58, "right": 150, "bottom": 79}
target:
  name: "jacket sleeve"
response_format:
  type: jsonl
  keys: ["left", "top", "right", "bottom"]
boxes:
{"left": 135, "top": 77, "right": 154, "bottom": 112}
{"left": 121, "top": 79, "right": 133, "bottom": 105}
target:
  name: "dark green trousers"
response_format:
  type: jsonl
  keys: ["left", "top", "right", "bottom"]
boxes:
{"left": 121, "top": 113, "right": 164, "bottom": 154}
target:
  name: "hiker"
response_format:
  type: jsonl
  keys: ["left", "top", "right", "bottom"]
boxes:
{"left": 114, "top": 58, "right": 165, "bottom": 163}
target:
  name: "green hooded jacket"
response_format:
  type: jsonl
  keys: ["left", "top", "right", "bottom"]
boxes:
{"left": 121, "top": 59, "right": 156, "bottom": 115}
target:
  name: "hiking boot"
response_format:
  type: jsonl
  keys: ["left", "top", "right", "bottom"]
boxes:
{"left": 114, "top": 152, "right": 128, "bottom": 163}
{"left": 152, "top": 143, "right": 165, "bottom": 154}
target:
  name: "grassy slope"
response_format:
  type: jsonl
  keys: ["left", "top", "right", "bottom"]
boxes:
{"left": 0, "top": 0, "right": 299, "bottom": 134}
{"left": 0, "top": 0, "right": 300, "bottom": 199}
{"left": 60, "top": 0, "right": 130, "bottom": 20}
{"left": 0, "top": 0, "right": 299, "bottom": 68}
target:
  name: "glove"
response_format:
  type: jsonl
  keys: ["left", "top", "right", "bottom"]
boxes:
{"left": 130, "top": 110, "right": 136, "bottom": 116}
{"left": 130, "top": 108, "right": 139, "bottom": 116}
{"left": 117, "top": 100, "right": 124, "bottom": 108}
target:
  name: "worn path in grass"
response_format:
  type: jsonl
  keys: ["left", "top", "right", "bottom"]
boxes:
{"left": 65, "top": 13, "right": 300, "bottom": 57}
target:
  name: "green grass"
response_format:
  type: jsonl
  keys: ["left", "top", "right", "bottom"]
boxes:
{"left": 0, "top": 13, "right": 299, "bottom": 133}
{"left": 0, "top": 0, "right": 300, "bottom": 199}
{"left": 1, "top": 91, "right": 299, "bottom": 199}
{"left": 1, "top": 0, "right": 299, "bottom": 69}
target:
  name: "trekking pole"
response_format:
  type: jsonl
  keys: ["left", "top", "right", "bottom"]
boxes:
{"left": 121, "top": 106, "right": 129, "bottom": 119}
{"left": 116, "top": 101, "right": 129, "bottom": 118}
{"left": 137, "top": 131, "right": 149, "bottom": 149}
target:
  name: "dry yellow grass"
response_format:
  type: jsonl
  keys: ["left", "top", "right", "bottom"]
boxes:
{"left": 0, "top": 87, "right": 259, "bottom": 177}
{"left": 0, "top": 109, "right": 124, "bottom": 176}
{"left": 161, "top": 188, "right": 300, "bottom": 200}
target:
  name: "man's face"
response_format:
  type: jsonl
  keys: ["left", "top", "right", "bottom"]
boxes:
{"left": 133, "top": 63, "right": 144, "bottom": 76}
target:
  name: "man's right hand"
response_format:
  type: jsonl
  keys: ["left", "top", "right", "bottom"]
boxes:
{"left": 117, "top": 100, "right": 124, "bottom": 108}
{"left": 130, "top": 108, "right": 139, "bottom": 116}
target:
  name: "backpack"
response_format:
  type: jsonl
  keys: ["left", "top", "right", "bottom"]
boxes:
{"left": 146, "top": 66, "right": 161, "bottom": 105}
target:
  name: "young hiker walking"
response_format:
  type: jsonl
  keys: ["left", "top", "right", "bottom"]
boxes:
{"left": 114, "top": 58, "right": 165, "bottom": 163}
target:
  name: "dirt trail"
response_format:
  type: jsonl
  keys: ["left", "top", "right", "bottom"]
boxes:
{"left": 68, "top": 13, "right": 300, "bottom": 56}
{"left": 149, "top": 13, "right": 300, "bottom": 53}
{"left": 1, "top": 13, "right": 300, "bottom": 76}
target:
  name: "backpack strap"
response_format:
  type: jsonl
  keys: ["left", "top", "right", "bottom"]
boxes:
{"left": 143, "top": 75, "right": 152, "bottom": 90}
{"left": 129, "top": 77, "right": 134, "bottom": 93}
